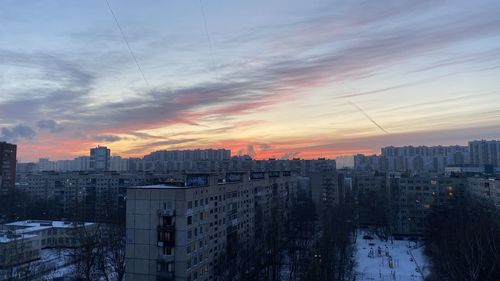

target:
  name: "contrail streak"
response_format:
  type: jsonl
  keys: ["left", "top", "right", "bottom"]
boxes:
{"left": 349, "top": 101, "right": 389, "bottom": 134}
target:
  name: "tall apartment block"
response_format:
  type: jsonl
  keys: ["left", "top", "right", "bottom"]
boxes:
{"left": 0, "top": 141, "right": 17, "bottom": 195}
{"left": 125, "top": 171, "right": 297, "bottom": 281}
{"left": 469, "top": 140, "right": 500, "bottom": 167}
{"left": 90, "top": 146, "right": 111, "bottom": 171}
{"left": 309, "top": 170, "right": 344, "bottom": 209}
{"left": 380, "top": 145, "right": 469, "bottom": 172}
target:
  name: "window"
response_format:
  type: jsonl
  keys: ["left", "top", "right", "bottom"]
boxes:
{"left": 187, "top": 216, "right": 192, "bottom": 225}
{"left": 163, "top": 246, "right": 173, "bottom": 255}
{"left": 188, "top": 201, "right": 193, "bottom": 209}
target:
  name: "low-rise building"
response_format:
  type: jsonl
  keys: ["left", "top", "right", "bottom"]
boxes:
{"left": 0, "top": 232, "right": 40, "bottom": 268}
{"left": 0, "top": 220, "right": 96, "bottom": 268}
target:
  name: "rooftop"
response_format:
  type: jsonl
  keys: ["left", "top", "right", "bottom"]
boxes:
{"left": 4, "top": 220, "right": 95, "bottom": 234}
{"left": 128, "top": 184, "right": 187, "bottom": 190}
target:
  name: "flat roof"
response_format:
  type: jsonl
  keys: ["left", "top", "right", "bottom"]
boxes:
{"left": 4, "top": 220, "right": 94, "bottom": 233}
{"left": 128, "top": 184, "right": 188, "bottom": 190}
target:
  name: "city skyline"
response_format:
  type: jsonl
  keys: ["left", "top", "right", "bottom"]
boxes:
{"left": 2, "top": 0, "right": 500, "bottom": 161}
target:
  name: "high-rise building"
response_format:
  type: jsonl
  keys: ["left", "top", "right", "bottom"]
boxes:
{"left": 381, "top": 145, "right": 469, "bottom": 172}
{"left": 125, "top": 171, "right": 297, "bottom": 281}
{"left": 90, "top": 146, "right": 110, "bottom": 171}
{"left": 38, "top": 158, "right": 56, "bottom": 171}
{"left": 73, "top": 156, "right": 90, "bottom": 171}
{"left": 468, "top": 140, "right": 500, "bottom": 167}
{"left": 0, "top": 141, "right": 17, "bottom": 194}
{"left": 309, "top": 170, "right": 344, "bottom": 209}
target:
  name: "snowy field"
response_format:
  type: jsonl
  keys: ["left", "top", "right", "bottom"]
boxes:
{"left": 354, "top": 231, "right": 429, "bottom": 281}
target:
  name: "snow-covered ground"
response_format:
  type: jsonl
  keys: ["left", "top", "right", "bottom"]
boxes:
{"left": 40, "top": 248, "right": 76, "bottom": 280}
{"left": 0, "top": 248, "right": 75, "bottom": 280}
{"left": 354, "top": 231, "right": 429, "bottom": 281}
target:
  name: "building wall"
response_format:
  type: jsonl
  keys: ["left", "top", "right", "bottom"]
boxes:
{"left": 90, "top": 146, "right": 111, "bottom": 172}
{"left": 389, "top": 175, "right": 466, "bottom": 235}
{"left": 309, "top": 170, "right": 343, "bottom": 209}
{"left": 17, "top": 172, "right": 175, "bottom": 221}
{"left": 469, "top": 140, "right": 500, "bottom": 167}
{"left": 467, "top": 177, "right": 500, "bottom": 210}
{"left": 0, "top": 233, "right": 40, "bottom": 268}
{"left": 0, "top": 220, "right": 96, "bottom": 269}
{"left": 0, "top": 142, "right": 16, "bottom": 194}
{"left": 125, "top": 172, "right": 297, "bottom": 281}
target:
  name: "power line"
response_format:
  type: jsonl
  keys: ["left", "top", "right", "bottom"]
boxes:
{"left": 349, "top": 101, "right": 389, "bottom": 134}
{"left": 198, "top": 0, "right": 217, "bottom": 72}
{"left": 104, "top": 0, "right": 157, "bottom": 101}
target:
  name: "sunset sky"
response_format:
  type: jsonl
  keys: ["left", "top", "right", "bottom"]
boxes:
{"left": 2, "top": 0, "right": 500, "bottom": 161}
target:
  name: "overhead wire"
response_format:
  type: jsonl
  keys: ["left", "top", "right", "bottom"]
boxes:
{"left": 198, "top": 0, "right": 217, "bottom": 72}
{"left": 104, "top": 0, "right": 159, "bottom": 102}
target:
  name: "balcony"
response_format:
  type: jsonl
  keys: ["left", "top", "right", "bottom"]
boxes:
{"left": 158, "top": 209, "right": 175, "bottom": 216}
{"left": 157, "top": 271, "right": 174, "bottom": 281}
{"left": 158, "top": 225, "right": 175, "bottom": 232}
{"left": 158, "top": 254, "right": 174, "bottom": 263}
{"left": 158, "top": 225, "right": 175, "bottom": 247}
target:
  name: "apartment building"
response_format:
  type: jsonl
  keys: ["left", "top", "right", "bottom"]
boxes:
{"left": 90, "top": 146, "right": 111, "bottom": 172}
{"left": 388, "top": 175, "right": 466, "bottom": 235}
{"left": 0, "top": 141, "right": 16, "bottom": 195}
{"left": 17, "top": 172, "right": 175, "bottom": 221}
{"left": 469, "top": 140, "right": 500, "bottom": 167}
{"left": 467, "top": 177, "right": 500, "bottom": 210}
{"left": 354, "top": 171, "right": 389, "bottom": 226}
{"left": 382, "top": 145, "right": 469, "bottom": 172}
{"left": 309, "top": 169, "right": 344, "bottom": 210}
{"left": 125, "top": 171, "right": 297, "bottom": 281}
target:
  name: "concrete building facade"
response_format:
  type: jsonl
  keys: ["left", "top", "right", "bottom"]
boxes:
{"left": 0, "top": 141, "right": 16, "bottom": 195}
{"left": 125, "top": 171, "right": 297, "bottom": 281}
{"left": 90, "top": 146, "right": 111, "bottom": 172}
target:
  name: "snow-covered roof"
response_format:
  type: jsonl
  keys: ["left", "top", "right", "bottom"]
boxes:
{"left": 4, "top": 220, "right": 95, "bottom": 234}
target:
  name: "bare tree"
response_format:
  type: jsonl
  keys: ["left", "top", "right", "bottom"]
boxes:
{"left": 424, "top": 198, "right": 500, "bottom": 281}
{"left": 306, "top": 203, "right": 356, "bottom": 281}
{"left": 98, "top": 224, "right": 126, "bottom": 281}
{"left": 71, "top": 223, "right": 100, "bottom": 281}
